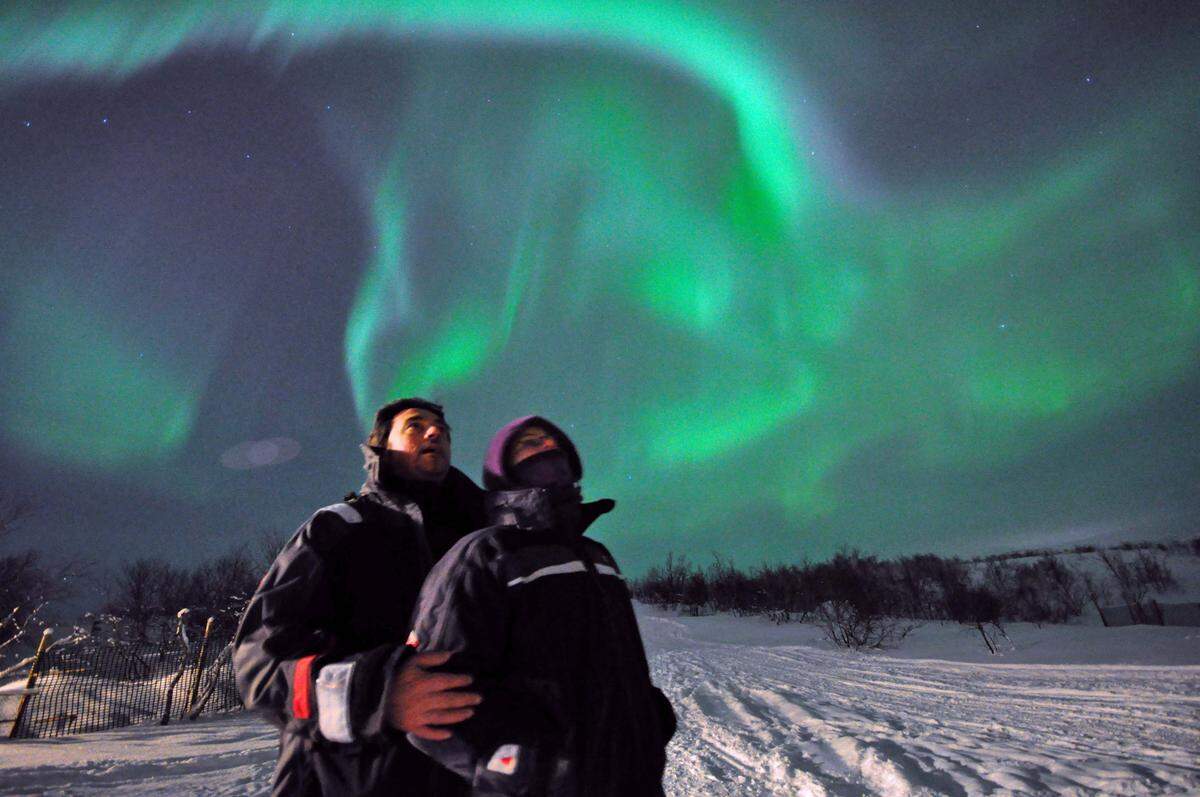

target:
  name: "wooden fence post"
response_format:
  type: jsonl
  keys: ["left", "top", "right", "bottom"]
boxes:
{"left": 160, "top": 610, "right": 191, "bottom": 725}
{"left": 185, "top": 617, "right": 215, "bottom": 719}
{"left": 9, "top": 628, "right": 52, "bottom": 739}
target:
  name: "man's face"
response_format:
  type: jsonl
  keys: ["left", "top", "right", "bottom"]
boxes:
{"left": 508, "top": 425, "right": 560, "bottom": 468}
{"left": 384, "top": 408, "right": 452, "bottom": 482}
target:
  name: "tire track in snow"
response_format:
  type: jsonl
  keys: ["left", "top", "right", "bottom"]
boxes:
{"left": 670, "top": 670, "right": 839, "bottom": 796}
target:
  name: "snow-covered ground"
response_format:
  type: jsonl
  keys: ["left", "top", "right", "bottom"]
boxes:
{"left": 648, "top": 609, "right": 1199, "bottom": 796}
{"left": 0, "top": 712, "right": 275, "bottom": 795}
{"left": 0, "top": 605, "right": 1197, "bottom": 796}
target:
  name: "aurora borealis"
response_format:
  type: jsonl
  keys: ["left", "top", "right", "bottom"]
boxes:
{"left": 1, "top": 2, "right": 1197, "bottom": 579}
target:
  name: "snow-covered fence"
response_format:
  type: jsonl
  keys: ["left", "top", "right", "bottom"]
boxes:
{"left": 2, "top": 626, "right": 240, "bottom": 739}
{"left": 1098, "top": 600, "right": 1200, "bottom": 627}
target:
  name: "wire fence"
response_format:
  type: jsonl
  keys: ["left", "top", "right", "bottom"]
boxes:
{"left": 3, "top": 622, "right": 241, "bottom": 739}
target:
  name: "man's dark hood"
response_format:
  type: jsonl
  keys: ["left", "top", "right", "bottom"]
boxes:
{"left": 359, "top": 443, "right": 421, "bottom": 508}
{"left": 359, "top": 443, "right": 456, "bottom": 502}
{"left": 358, "top": 444, "right": 486, "bottom": 556}
{"left": 360, "top": 443, "right": 390, "bottom": 495}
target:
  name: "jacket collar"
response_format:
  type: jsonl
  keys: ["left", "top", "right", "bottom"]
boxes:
{"left": 485, "top": 485, "right": 614, "bottom": 536}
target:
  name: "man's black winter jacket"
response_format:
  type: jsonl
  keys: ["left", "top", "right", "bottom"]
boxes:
{"left": 407, "top": 486, "right": 676, "bottom": 797}
{"left": 233, "top": 451, "right": 484, "bottom": 796}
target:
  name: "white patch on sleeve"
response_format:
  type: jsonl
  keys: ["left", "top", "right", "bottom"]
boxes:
{"left": 506, "top": 560, "right": 587, "bottom": 587}
{"left": 315, "top": 661, "right": 355, "bottom": 743}
{"left": 595, "top": 563, "right": 625, "bottom": 580}
{"left": 486, "top": 744, "right": 521, "bottom": 775}
{"left": 318, "top": 502, "right": 362, "bottom": 524}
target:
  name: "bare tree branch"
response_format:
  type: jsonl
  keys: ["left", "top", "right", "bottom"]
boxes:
{"left": 0, "top": 494, "right": 34, "bottom": 545}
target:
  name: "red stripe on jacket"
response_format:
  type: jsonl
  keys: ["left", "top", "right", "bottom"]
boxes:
{"left": 292, "top": 655, "right": 317, "bottom": 720}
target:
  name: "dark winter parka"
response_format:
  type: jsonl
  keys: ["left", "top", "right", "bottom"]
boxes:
{"left": 407, "top": 417, "right": 676, "bottom": 797}
{"left": 233, "top": 445, "right": 485, "bottom": 796}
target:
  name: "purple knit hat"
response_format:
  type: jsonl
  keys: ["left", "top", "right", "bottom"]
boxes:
{"left": 483, "top": 415, "right": 583, "bottom": 490}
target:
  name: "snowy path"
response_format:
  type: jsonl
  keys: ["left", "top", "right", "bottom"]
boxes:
{"left": 1, "top": 607, "right": 1198, "bottom": 795}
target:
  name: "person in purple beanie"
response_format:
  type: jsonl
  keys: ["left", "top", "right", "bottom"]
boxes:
{"left": 405, "top": 415, "right": 676, "bottom": 796}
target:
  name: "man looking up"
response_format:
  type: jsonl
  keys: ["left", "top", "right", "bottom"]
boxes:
{"left": 235, "top": 398, "right": 486, "bottom": 796}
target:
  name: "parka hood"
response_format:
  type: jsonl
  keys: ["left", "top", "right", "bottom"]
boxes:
{"left": 483, "top": 415, "right": 582, "bottom": 491}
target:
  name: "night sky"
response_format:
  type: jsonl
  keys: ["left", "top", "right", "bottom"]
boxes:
{"left": 2, "top": 2, "right": 1198, "bottom": 594}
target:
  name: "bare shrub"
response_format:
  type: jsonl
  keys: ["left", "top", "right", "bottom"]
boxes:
{"left": 924, "top": 557, "right": 971, "bottom": 622}
{"left": 810, "top": 549, "right": 918, "bottom": 648}
{"left": 0, "top": 495, "right": 32, "bottom": 543}
{"left": 1098, "top": 551, "right": 1151, "bottom": 622}
{"left": 633, "top": 539, "right": 1166, "bottom": 638}
{"left": 0, "top": 550, "right": 55, "bottom": 644}
{"left": 810, "top": 549, "right": 889, "bottom": 609}
{"left": 1031, "top": 556, "right": 1085, "bottom": 623}
{"left": 981, "top": 556, "right": 1083, "bottom": 625}
{"left": 634, "top": 552, "right": 694, "bottom": 609}
{"left": 253, "top": 528, "right": 289, "bottom": 576}
{"left": 105, "top": 551, "right": 261, "bottom": 641}
{"left": 194, "top": 551, "right": 261, "bottom": 632}
{"left": 755, "top": 562, "right": 816, "bottom": 622}
{"left": 957, "top": 586, "right": 1004, "bottom": 653}
{"left": 706, "top": 554, "right": 755, "bottom": 615}
{"left": 0, "top": 496, "right": 85, "bottom": 667}
{"left": 895, "top": 554, "right": 949, "bottom": 620}
{"left": 1133, "top": 550, "right": 1176, "bottom": 592}
{"left": 680, "top": 571, "right": 709, "bottom": 616}
{"left": 1012, "top": 564, "right": 1053, "bottom": 625}
{"left": 982, "top": 560, "right": 1016, "bottom": 615}
{"left": 1074, "top": 565, "right": 1113, "bottom": 625}
{"left": 105, "top": 559, "right": 174, "bottom": 640}
{"left": 817, "top": 600, "right": 915, "bottom": 650}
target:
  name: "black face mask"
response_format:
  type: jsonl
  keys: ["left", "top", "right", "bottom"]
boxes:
{"left": 509, "top": 448, "right": 574, "bottom": 488}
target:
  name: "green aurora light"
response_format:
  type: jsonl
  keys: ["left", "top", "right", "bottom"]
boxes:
{"left": 1, "top": 2, "right": 1197, "bottom": 567}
